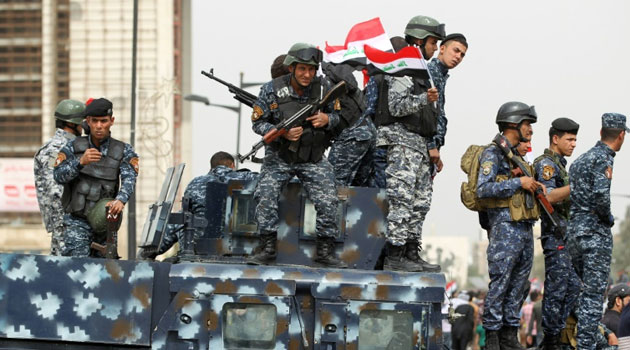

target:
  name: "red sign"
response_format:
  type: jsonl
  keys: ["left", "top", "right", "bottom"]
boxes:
{"left": 0, "top": 158, "right": 39, "bottom": 212}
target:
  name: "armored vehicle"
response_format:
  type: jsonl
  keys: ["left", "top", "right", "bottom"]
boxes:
{"left": 0, "top": 165, "right": 447, "bottom": 350}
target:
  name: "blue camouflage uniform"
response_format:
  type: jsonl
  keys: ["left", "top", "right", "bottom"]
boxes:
{"left": 362, "top": 77, "right": 387, "bottom": 189}
{"left": 567, "top": 113, "right": 628, "bottom": 350}
{"left": 158, "top": 165, "right": 258, "bottom": 254}
{"left": 53, "top": 135, "right": 138, "bottom": 257}
{"left": 427, "top": 57, "right": 449, "bottom": 151}
{"left": 252, "top": 75, "right": 340, "bottom": 238}
{"left": 533, "top": 149, "right": 580, "bottom": 337}
{"left": 477, "top": 137, "right": 535, "bottom": 331}
{"left": 34, "top": 129, "right": 77, "bottom": 255}
{"left": 377, "top": 75, "right": 434, "bottom": 246}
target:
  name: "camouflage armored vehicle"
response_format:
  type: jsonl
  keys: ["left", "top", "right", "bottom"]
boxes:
{"left": 0, "top": 165, "right": 447, "bottom": 350}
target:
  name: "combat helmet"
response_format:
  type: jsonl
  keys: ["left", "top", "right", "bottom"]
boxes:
{"left": 87, "top": 198, "right": 123, "bottom": 234}
{"left": 283, "top": 43, "right": 323, "bottom": 66}
{"left": 496, "top": 101, "right": 538, "bottom": 125}
{"left": 55, "top": 99, "right": 85, "bottom": 125}
{"left": 404, "top": 15, "right": 446, "bottom": 40}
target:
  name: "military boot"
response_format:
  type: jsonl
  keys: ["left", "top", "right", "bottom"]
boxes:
{"left": 383, "top": 242, "right": 424, "bottom": 272}
{"left": 499, "top": 326, "right": 524, "bottom": 350}
{"left": 404, "top": 239, "right": 441, "bottom": 272}
{"left": 540, "top": 333, "right": 561, "bottom": 350}
{"left": 485, "top": 330, "right": 501, "bottom": 350}
{"left": 314, "top": 237, "right": 347, "bottom": 268}
{"left": 247, "top": 231, "right": 277, "bottom": 265}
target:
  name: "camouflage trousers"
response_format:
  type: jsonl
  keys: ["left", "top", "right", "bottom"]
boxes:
{"left": 328, "top": 138, "right": 374, "bottom": 187}
{"left": 369, "top": 146, "right": 387, "bottom": 189}
{"left": 61, "top": 214, "right": 107, "bottom": 257}
{"left": 567, "top": 233, "right": 613, "bottom": 350}
{"left": 255, "top": 152, "right": 339, "bottom": 238}
{"left": 483, "top": 221, "right": 533, "bottom": 331}
{"left": 541, "top": 233, "right": 580, "bottom": 336}
{"left": 384, "top": 144, "right": 432, "bottom": 246}
{"left": 49, "top": 225, "right": 65, "bottom": 256}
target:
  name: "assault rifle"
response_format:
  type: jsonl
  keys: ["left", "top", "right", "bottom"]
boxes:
{"left": 238, "top": 81, "right": 346, "bottom": 163}
{"left": 201, "top": 69, "right": 257, "bottom": 107}
{"left": 492, "top": 134, "right": 566, "bottom": 237}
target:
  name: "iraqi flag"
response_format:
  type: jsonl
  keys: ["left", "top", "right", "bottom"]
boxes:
{"left": 324, "top": 17, "right": 392, "bottom": 66}
{"left": 364, "top": 44, "right": 430, "bottom": 79}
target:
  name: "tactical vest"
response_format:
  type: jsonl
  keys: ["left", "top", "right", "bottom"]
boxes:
{"left": 272, "top": 76, "right": 329, "bottom": 164}
{"left": 332, "top": 87, "right": 365, "bottom": 136}
{"left": 62, "top": 136, "right": 124, "bottom": 218}
{"left": 534, "top": 149, "right": 570, "bottom": 219}
{"left": 372, "top": 75, "right": 437, "bottom": 137}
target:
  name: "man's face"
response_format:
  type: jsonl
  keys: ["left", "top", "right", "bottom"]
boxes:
{"left": 414, "top": 36, "right": 439, "bottom": 59}
{"left": 289, "top": 63, "right": 318, "bottom": 88}
{"left": 516, "top": 140, "right": 531, "bottom": 157}
{"left": 87, "top": 115, "right": 114, "bottom": 140}
{"left": 439, "top": 41, "right": 467, "bottom": 69}
{"left": 554, "top": 132, "right": 577, "bottom": 157}
{"left": 520, "top": 121, "right": 533, "bottom": 140}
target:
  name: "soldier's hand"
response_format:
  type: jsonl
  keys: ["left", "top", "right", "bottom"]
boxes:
{"left": 283, "top": 127, "right": 303, "bottom": 141}
{"left": 80, "top": 148, "right": 102, "bottom": 166}
{"left": 520, "top": 176, "right": 539, "bottom": 193}
{"left": 106, "top": 199, "right": 125, "bottom": 217}
{"left": 306, "top": 112, "right": 329, "bottom": 128}
{"left": 436, "top": 158, "right": 444, "bottom": 173}
{"left": 428, "top": 148, "right": 440, "bottom": 164}
{"left": 427, "top": 87, "right": 438, "bottom": 103}
{"left": 608, "top": 332, "right": 618, "bottom": 346}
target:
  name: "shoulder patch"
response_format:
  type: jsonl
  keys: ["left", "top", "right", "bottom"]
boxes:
{"left": 334, "top": 98, "right": 342, "bottom": 111}
{"left": 129, "top": 157, "right": 139, "bottom": 173}
{"left": 54, "top": 152, "right": 66, "bottom": 167}
{"left": 481, "top": 161, "right": 493, "bottom": 176}
{"left": 251, "top": 105, "right": 263, "bottom": 121}
{"left": 269, "top": 102, "right": 278, "bottom": 110}
{"left": 606, "top": 167, "right": 613, "bottom": 179}
{"left": 542, "top": 165, "right": 555, "bottom": 181}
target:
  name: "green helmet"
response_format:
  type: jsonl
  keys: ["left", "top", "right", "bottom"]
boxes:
{"left": 87, "top": 198, "right": 123, "bottom": 234}
{"left": 283, "top": 43, "right": 323, "bottom": 66}
{"left": 55, "top": 99, "right": 85, "bottom": 125}
{"left": 404, "top": 15, "right": 446, "bottom": 40}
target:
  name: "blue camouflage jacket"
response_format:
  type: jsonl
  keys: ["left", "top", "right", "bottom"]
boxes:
{"left": 534, "top": 149, "right": 570, "bottom": 235}
{"left": 427, "top": 58, "right": 449, "bottom": 150}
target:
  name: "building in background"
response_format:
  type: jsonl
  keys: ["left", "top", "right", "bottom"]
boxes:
{"left": 0, "top": 0, "right": 192, "bottom": 257}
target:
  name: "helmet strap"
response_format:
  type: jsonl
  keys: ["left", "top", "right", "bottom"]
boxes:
{"left": 502, "top": 123, "right": 529, "bottom": 143}
{"left": 413, "top": 40, "right": 429, "bottom": 59}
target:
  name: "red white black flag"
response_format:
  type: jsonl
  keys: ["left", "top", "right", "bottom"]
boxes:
{"left": 324, "top": 17, "right": 392, "bottom": 66}
{"left": 364, "top": 44, "right": 429, "bottom": 79}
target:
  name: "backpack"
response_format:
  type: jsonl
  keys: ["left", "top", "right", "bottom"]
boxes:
{"left": 460, "top": 144, "right": 490, "bottom": 211}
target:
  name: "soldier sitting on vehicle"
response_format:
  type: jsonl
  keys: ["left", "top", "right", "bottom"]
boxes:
{"left": 53, "top": 98, "right": 138, "bottom": 258}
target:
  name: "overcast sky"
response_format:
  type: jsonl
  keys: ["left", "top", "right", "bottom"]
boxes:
{"left": 188, "top": 0, "right": 630, "bottom": 241}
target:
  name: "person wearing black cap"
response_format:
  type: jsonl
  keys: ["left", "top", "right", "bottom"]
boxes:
{"left": 426, "top": 33, "right": 468, "bottom": 172}
{"left": 53, "top": 97, "right": 139, "bottom": 257}
{"left": 603, "top": 284, "right": 630, "bottom": 336}
{"left": 532, "top": 117, "right": 580, "bottom": 350}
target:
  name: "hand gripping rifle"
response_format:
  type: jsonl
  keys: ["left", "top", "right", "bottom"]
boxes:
{"left": 90, "top": 206, "right": 122, "bottom": 259}
{"left": 201, "top": 69, "right": 257, "bottom": 108}
{"left": 492, "top": 134, "right": 566, "bottom": 238}
{"left": 238, "top": 81, "right": 347, "bottom": 163}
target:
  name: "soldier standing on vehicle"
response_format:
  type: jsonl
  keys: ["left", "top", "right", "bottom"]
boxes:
{"left": 149, "top": 151, "right": 258, "bottom": 258}
{"left": 53, "top": 98, "right": 139, "bottom": 257}
{"left": 374, "top": 15, "right": 443, "bottom": 272}
{"left": 532, "top": 118, "right": 580, "bottom": 350}
{"left": 426, "top": 33, "right": 468, "bottom": 171}
{"left": 34, "top": 99, "right": 85, "bottom": 255}
{"left": 567, "top": 113, "right": 628, "bottom": 350}
{"left": 248, "top": 43, "right": 346, "bottom": 268}
{"left": 476, "top": 102, "right": 542, "bottom": 350}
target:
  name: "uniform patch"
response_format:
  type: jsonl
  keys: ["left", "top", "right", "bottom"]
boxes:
{"left": 481, "top": 161, "right": 493, "bottom": 176}
{"left": 270, "top": 102, "right": 278, "bottom": 110}
{"left": 129, "top": 157, "right": 139, "bottom": 173}
{"left": 542, "top": 165, "right": 555, "bottom": 181}
{"left": 334, "top": 98, "right": 342, "bottom": 111}
{"left": 251, "top": 105, "right": 264, "bottom": 121}
{"left": 54, "top": 152, "right": 66, "bottom": 167}
{"left": 606, "top": 167, "right": 613, "bottom": 179}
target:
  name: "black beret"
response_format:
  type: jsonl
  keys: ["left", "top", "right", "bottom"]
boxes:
{"left": 442, "top": 33, "right": 468, "bottom": 47}
{"left": 84, "top": 98, "right": 113, "bottom": 117}
{"left": 551, "top": 117, "right": 579, "bottom": 133}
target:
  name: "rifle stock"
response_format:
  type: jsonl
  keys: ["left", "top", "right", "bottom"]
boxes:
{"left": 238, "top": 81, "right": 347, "bottom": 162}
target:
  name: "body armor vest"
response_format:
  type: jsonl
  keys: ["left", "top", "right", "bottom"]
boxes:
{"left": 63, "top": 136, "right": 124, "bottom": 218}
{"left": 534, "top": 149, "right": 570, "bottom": 219}
{"left": 272, "top": 76, "right": 329, "bottom": 164}
{"left": 373, "top": 75, "right": 437, "bottom": 137}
